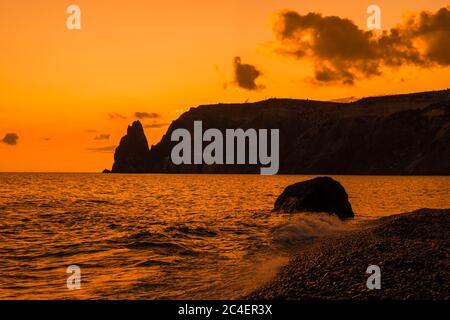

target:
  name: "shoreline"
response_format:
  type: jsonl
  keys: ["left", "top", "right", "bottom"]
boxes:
{"left": 247, "top": 209, "right": 449, "bottom": 300}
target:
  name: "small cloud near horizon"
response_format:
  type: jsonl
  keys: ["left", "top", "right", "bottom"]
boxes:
{"left": 135, "top": 112, "right": 161, "bottom": 119}
{"left": 87, "top": 145, "right": 116, "bottom": 153}
{"left": 143, "top": 122, "right": 170, "bottom": 129}
{"left": 108, "top": 112, "right": 127, "bottom": 120}
{"left": 330, "top": 96, "right": 359, "bottom": 103}
{"left": 93, "top": 134, "right": 111, "bottom": 141}
{"left": 1, "top": 133, "right": 19, "bottom": 146}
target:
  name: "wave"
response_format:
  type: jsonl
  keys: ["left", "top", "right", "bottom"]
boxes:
{"left": 73, "top": 199, "right": 113, "bottom": 205}
{"left": 271, "top": 212, "right": 354, "bottom": 245}
{"left": 164, "top": 225, "right": 218, "bottom": 237}
{"left": 135, "top": 260, "right": 174, "bottom": 267}
{"left": 122, "top": 231, "right": 200, "bottom": 256}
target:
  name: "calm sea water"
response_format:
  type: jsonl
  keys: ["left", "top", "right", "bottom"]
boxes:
{"left": 0, "top": 174, "right": 449, "bottom": 299}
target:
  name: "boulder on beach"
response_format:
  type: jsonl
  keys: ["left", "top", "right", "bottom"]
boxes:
{"left": 274, "top": 177, "right": 354, "bottom": 219}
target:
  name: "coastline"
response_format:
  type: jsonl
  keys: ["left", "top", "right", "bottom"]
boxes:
{"left": 247, "top": 209, "right": 449, "bottom": 300}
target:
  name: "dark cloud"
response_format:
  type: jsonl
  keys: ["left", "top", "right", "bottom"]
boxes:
{"left": 143, "top": 122, "right": 170, "bottom": 129}
{"left": 135, "top": 112, "right": 161, "bottom": 119}
{"left": 401, "top": 7, "right": 450, "bottom": 65}
{"left": 273, "top": 7, "right": 450, "bottom": 85}
{"left": 42, "top": 137, "right": 51, "bottom": 141}
{"left": 87, "top": 145, "right": 116, "bottom": 153}
{"left": 108, "top": 112, "right": 127, "bottom": 120}
{"left": 93, "top": 134, "right": 110, "bottom": 140}
{"left": 232, "top": 56, "right": 264, "bottom": 90}
{"left": 1, "top": 133, "right": 19, "bottom": 146}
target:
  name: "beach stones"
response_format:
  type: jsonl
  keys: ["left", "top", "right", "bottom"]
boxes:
{"left": 274, "top": 177, "right": 354, "bottom": 219}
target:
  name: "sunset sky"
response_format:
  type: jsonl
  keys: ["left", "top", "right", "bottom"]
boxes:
{"left": 1, "top": 0, "right": 449, "bottom": 172}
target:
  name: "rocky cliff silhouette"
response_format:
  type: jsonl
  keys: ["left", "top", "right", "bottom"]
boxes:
{"left": 112, "top": 121, "right": 151, "bottom": 173}
{"left": 110, "top": 89, "right": 450, "bottom": 175}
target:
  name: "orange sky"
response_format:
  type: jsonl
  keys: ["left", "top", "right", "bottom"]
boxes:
{"left": 1, "top": 0, "right": 449, "bottom": 172}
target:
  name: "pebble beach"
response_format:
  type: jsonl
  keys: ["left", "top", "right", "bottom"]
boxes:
{"left": 248, "top": 209, "right": 450, "bottom": 300}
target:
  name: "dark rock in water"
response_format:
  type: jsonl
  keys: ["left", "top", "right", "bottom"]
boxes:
{"left": 112, "top": 120, "right": 150, "bottom": 173}
{"left": 102, "top": 169, "right": 111, "bottom": 174}
{"left": 274, "top": 177, "right": 354, "bottom": 219}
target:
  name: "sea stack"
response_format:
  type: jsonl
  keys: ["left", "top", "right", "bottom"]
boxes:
{"left": 112, "top": 120, "right": 151, "bottom": 173}
{"left": 274, "top": 177, "right": 354, "bottom": 219}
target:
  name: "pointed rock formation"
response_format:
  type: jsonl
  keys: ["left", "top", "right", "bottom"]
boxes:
{"left": 112, "top": 121, "right": 150, "bottom": 173}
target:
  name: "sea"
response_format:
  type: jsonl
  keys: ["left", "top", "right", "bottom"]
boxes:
{"left": 0, "top": 173, "right": 449, "bottom": 299}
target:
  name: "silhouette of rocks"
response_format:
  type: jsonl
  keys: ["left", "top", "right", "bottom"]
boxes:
{"left": 274, "top": 177, "right": 354, "bottom": 219}
{"left": 102, "top": 169, "right": 111, "bottom": 174}
{"left": 109, "top": 89, "right": 450, "bottom": 174}
{"left": 112, "top": 121, "right": 150, "bottom": 173}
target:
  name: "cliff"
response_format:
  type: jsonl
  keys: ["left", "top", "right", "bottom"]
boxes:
{"left": 111, "top": 89, "right": 450, "bottom": 175}
{"left": 112, "top": 121, "right": 151, "bottom": 173}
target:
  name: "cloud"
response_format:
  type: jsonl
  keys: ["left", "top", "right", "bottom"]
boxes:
{"left": 87, "top": 145, "right": 116, "bottom": 153}
{"left": 401, "top": 7, "right": 450, "bottom": 65}
{"left": 143, "top": 122, "right": 170, "bottom": 128}
{"left": 1, "top": 133, "right": 19, "bottom": 146}
{"left": 231, "top": 56, "right": 264, "bottom": 90}
{"left": 135, "top": 112, "right": 160, "bottom": 119}
{"left": 42, "top": 137, "right": 51, "bottom": 141}
{"left": 273, "top": 7, "right": 450, "bottom": 85}
{"left": 108, "top": 112, "right": 127, "bottom": 120}
{"left": 93, "top": 134, "right": 110, "bottom": 140}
